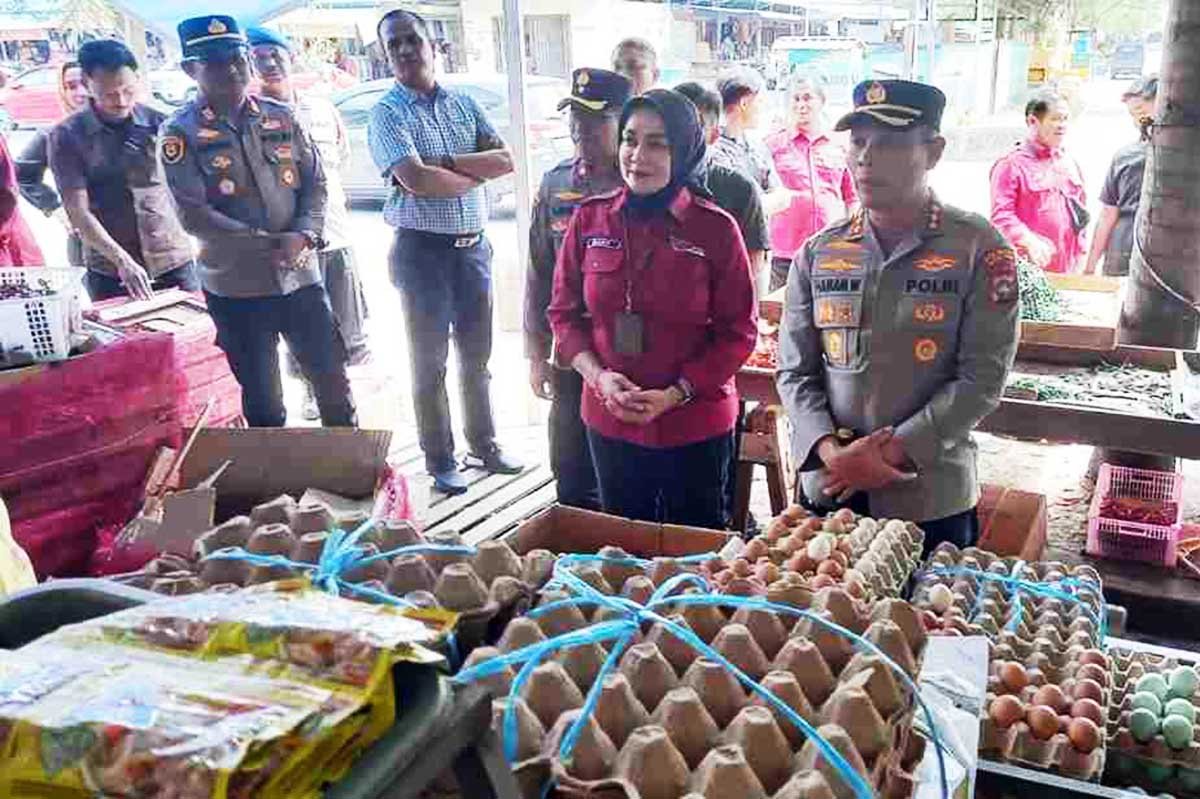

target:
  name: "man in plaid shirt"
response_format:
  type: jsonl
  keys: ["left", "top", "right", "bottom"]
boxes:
{"left": 368, "top": 9, "right": 521, "bottom": 494}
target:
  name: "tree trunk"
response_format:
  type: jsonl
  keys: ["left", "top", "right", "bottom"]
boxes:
{"left": 1119, "top": 0, "right": 1200, "bottom": 349}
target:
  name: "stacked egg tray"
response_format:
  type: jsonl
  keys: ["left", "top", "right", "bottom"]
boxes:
{"left": 457, "top": 553, "right": 934, "bottom": 799}
{"left": 912, "top": 544, "right": 1111, "bottom": 780}
{"left": 116, "top": 495, "right": 561, "bottom": 653}
{"left": 1105, "top": 648, "right": 1200, "bottom": 796}
{"left": 715, "top": 506, "right": 925, "bottom": 605}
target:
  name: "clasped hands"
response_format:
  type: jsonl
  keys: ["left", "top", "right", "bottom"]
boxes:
{"left": 817, "top": 427, "right": 917, "bottom": 501}
{"left": 592, "top": 370, "right": 681, "bottom": 426}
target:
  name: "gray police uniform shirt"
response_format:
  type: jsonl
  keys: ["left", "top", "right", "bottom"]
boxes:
{"left": 1099, "top": 141, "right": 1146, "bottom": 277}
{"left": 161, "top": 95, "right": 327, "bottom": 299}
{"left": 776, "top": 196, "right": 1020, "bottom": 523}
{"left": 525, "top": 157, "right": 620, "bottom": 362}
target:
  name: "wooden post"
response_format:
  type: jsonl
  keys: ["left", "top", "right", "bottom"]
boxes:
{"left": 1119, "top": 0, "right": 1200, "bottom": 349}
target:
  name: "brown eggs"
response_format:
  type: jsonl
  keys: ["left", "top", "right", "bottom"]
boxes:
{"left": 811, "top": 573, "right": 837, "bottom": 590}
{"left": 1076, "top": 663, "right": 1109, "bottom": 687}
{"left": 1072, "top": 678, "right": 1105, "bottom": 705}
{"left": 1027, "top": 705, "right": 1060, "bottom": 740}
{"left": 1078, "top": 649, "right": 1108, "bottom": 668}
{"left": 1067, "top": 717, "right": 1101, "bottom": 753}
{"left": 1032, "top": 684, "right": 1070, "bottom": 714}
{"left": 816, "top": 560, "right": 844, "bottom": 579}
{"left": 989, "top": 695, "right": 1025, "bottom": 729}
{"left": 744, "top": 538, "right": 769, "bottom": 561}
{"left": 998, "top": 661, "right": 1030, "bottom": 694}
{"left": 1070, "top": 698, "right": 1105, "bottom": 726}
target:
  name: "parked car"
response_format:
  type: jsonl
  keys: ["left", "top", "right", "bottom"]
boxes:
{"left": 0, "top": 65, "right": 65, "bottom": 127}
{"left": 333, "top": 73, "right": 573, "bottom": 211}
{"left": 148, "top": 68, "right": 198, "bottom": 107}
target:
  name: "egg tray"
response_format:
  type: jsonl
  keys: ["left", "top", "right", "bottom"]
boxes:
{"left": 114, "top": 495, "right": 554, "bottom": 656}
{"left": 731, "top": 507, "right": 925, "bottom": 604}
{"left": 464, "top": 578, "right": 930, "bottom": 799}
{"left": 1104, "top": 648, "right": 1200, "bottom": 771}
{"left": 980, "top": 664, "right": 1113, "bottom": 781}
{"left": 915, "top": 545, "right": 1104, "bottom": 650}
{"left": 1107, "top": 750, "right": 1200, "bottom": 798}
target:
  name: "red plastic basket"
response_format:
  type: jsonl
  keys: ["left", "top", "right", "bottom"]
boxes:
{"left": 1087, "top": 464, "right": 1184, "bottom": 567}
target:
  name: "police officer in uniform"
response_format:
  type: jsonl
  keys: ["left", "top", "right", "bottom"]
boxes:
{"left": 776, "top": 81, "right": 1019, "bottom": 554}
{"left": 525, "top": 68, "right": 631, "bottom": 510}
{"left": 162, "top": 16, "right": 356, "bottom": 428}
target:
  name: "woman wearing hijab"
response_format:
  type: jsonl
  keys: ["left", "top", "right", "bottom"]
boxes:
{"left": 0, "top": 133, "right": 44, "bottom": 266}
{"left": 548, "top": 89, "right": 757, "bottom": 529}
{"left": 15, "top": 61, "right": 88, "bottom": 265}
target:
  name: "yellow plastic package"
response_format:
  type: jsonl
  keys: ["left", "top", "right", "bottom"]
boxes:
{"left": 0, "top": 641, "right": 357, "bottom": 799}
{"left": 0, "top": 496, "right": 36, "bottom": 598}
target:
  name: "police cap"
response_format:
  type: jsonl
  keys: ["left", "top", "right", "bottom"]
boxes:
{"left": 834, "top": 79, "right": 947, "bottom": 132}
{"left": 557, "top": 68, "right": 633, "bottom": 115}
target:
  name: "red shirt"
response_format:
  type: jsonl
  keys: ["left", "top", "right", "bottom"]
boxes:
{"left": 0, "top": 133, "right": 42, "bottom": 266}
{"left": 765, "top": 128, "right": 857, "bottom": 260}
{"left": 989, "top": 138, "right": 1087, "bottom": 273}
{"left": 548, "top": 187, "right": 757, "bottom": 449}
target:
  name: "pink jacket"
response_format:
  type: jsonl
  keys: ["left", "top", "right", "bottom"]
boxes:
{"left": 765, "top": 128, "right": 857, "bottom": 260}
{"left": 0, "top": 134, "right": 42, "bottom": 267}
{"left": 989, "top": 138, "right": 1086, "bottom": 273}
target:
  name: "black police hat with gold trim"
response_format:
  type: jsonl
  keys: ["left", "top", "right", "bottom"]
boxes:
{"left": 557, "top": 68, "right": 632, "bottom": 115}
{"left": 834, "top": 79, "right": 946, "bottom": 132}
{"left": 179, "top": 15, "right": 247, "bottom": 61}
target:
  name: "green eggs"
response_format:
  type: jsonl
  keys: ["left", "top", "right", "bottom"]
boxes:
{"left": 1166, "top": 698, "right": 1197, "bottom": 724}
{"left": 1131, "top": 707, "right": 1161, "bottom": 743}
{"left": 1162, "top": 714, "right": 1195, "bottom": 750}
{"left": 1138, "top": 673, "right": 1171, "bottom": 702}
{"left": 1170, "top": 666, "right": 1200, "bottom": 699}
{"left": 1133, "top": 691, "right": 1164, "bottom": 716}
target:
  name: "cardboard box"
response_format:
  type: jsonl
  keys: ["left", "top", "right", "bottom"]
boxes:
{"left": 503, "top": 504, "right": 737, "bottom": 559}
{"left": 130, "top": 427, "right": 392, "bottom": 555}
{"left": 976, "top": 484, "right": 1048, "bottom": 561}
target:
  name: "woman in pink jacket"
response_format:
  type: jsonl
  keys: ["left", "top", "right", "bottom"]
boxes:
{"left": 989, "top": 92, "right": 1087, "bottom": 273}
{"left": 0, "top": 133, "right": 43, "bottom": 267}
{"left": 764, "top": 74, "right": 856, "bottom": 291}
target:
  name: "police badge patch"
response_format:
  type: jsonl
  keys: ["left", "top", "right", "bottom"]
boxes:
{"left": 161, "top": 136, "right": 185, "bottom": 165}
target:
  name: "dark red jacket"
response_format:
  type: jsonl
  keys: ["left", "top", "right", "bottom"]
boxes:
{"left": 548, "top": 186, "right": 757, "bottom": 448}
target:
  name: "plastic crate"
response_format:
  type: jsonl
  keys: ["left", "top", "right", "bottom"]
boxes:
{"left": 1087, "top": 464, "right": 1184, "bottom": 567}
{"left": 0, "top": 267, "right": 84, "bottom": 363}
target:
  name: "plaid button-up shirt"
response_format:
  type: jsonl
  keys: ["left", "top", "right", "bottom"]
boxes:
{"left": 368, "top": 81, "right": 497, "bottom": 235}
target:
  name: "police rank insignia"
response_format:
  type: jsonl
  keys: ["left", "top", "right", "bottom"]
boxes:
{"left": 817, "top": 258, "right": 860, "bottom": 273}
{"left": 275, "top": 144, "right": 293, "bottom": 160}
{"left": 218, "top": 178, "right": 236, "bottom": 196}
{"left": 914, "top": 254, "right": 957, "bottom": 273}
{"left": 161, "top": 136, "right": 185, "bottom": 164}
{"left": 280, "top": 167, "right": 297, "bottom": 187}
{"left": 914, "top": 337, "right": 939, "bottom": 362}
{"left": 197, "top": 128, "right": 222, "bottom": 141}
{"left": 208, "top": 17, "right": 227, "bottom": 34}
{"left": 210, "top": 155, "right": 232, "bottom": 170}
{"left": 984, "top": 247, "right": 1018, "bottom": 305}
{"left": 866, "top": 82, "right": 887, "bottom": 104}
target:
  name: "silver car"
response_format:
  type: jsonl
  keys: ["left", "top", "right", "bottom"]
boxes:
{"left": 335, "top": 73, "right": 574, "bottom": 213}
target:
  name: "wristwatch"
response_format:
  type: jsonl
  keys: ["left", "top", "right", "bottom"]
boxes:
{"left": 298, "top": 229, "right": 325, "bottom": 251}
{"left": 672, "top": 378, "right": 696, "bottom": 406}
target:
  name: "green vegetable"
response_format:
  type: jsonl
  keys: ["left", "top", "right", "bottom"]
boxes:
{"left": 1018, "top": 258, "right": 1062, "bottom": 322}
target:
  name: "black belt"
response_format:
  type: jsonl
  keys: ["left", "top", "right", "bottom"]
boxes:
{"left": 397, "top": 228, "right": 483, "bottom": 249}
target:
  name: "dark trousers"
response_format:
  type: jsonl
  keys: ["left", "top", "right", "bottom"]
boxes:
{"left": 798, "top": 485, "right": 979, "bottom": 557}
{"left": 286, "top": 247, "right": 370, "bottom": 378}
{"left": 769, "top": 256, "right": 792, "bottom": 293}
{"left": 549, "top": 368, "right": 601, "bottom": 511}
{"left": 588, "top": 429, "right": 731, "bottom": 530}
{"left": 205, "top": 285, "right": 356, "bottom": 428}
{"left": 84, "top": 261, "right": 199, "bottom": 302}
{"left": 390, "top": 228, "right": 496, "bottom": 474}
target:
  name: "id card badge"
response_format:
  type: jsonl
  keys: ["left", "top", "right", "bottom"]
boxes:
{"left": 614, "top": 311, "right": 644, "bottom": 355}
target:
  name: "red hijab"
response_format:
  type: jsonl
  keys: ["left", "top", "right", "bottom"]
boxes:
{"left": 0, "top": 133, "right": 43, "bottom": 266}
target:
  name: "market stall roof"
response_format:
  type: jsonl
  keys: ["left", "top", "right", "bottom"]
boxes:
{"left": 0, "top": 15, "right": 57, "bottom": 41}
